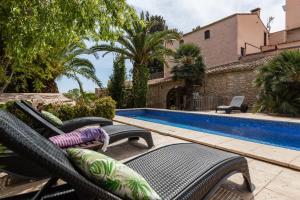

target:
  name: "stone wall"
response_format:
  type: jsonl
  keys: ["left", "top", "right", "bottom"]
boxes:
{"left": 203, "top": 70, "right": 259, "bottom": 106}
{"left": 147, "top": 69, "right": 259, "bottom": 109}
{"left": 147, "top": 80, "right": 183, "bottom": 108}
{"left": 147, "top": 56, "right": 276, "bottom": 110}
{"left": 0, "top": 93, "right": 75, "bottom": 105}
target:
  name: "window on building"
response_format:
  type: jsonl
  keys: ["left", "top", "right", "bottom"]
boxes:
{"left": 179, "top": 39, "right": 184, "bottom": 45}
{"left": 204, "top": 30, "right": 210, "bottom": 40}
{"left": 264, "top": 32, "right": 267, "bottom": 46}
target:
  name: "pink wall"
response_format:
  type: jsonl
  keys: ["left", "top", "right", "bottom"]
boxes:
{"left": 183, "top": 16, "right": 239, "bottom": 68}
{"left": 287, "top": 28, "right": 300, "bottom": 43}
{"left": 269, "top": 31, "right": 286, "bottom": 45}
{"left": 237, "top": 14, "right": 268, "bottom": 55}
{"left": 164, "top": 13, "right": 267, "bottom": 78}
{"left": 286, "top": 0, "right": 300, "bottom": 30}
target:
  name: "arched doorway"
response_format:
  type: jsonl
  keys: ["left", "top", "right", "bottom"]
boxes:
{"left": 166, "top": 86, "right": 185, "bottom": 110}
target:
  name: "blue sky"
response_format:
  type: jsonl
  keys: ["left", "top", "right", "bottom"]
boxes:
{"left": 57, "top": 0, "right": 286, "bottom": 93}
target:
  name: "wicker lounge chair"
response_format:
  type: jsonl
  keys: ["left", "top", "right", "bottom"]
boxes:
{"left": 14, "top": 101, "right": 154, "bottom": 149}
{"left": 19, "top": 100, "right": 113, "bottom": 132}
{"left": 216, "top": 96, "right": 248, "bottom": 114}
{"left": 0, "top": 110, "right": 254, "bottom": 200}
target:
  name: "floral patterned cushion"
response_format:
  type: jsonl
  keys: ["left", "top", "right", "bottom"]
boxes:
{"left": 41, "top": 110, "right": 63, "bottom": 126}
{"left": 67, "top": 148, "right": 161, "bottom": 200}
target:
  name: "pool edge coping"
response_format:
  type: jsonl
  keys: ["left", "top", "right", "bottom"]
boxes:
{"left": 114, "top": 115, "right": 300, "bottom": 172}
{"left": 116, "top": 108, "right": 300, "bottom": 125}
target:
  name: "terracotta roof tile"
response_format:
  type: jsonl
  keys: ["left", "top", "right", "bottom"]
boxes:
{"left": 206, "top": 56, "right": 275, "bottom": 75}
{"left": 148, "top": 56, "right": 275, "bottom": 85}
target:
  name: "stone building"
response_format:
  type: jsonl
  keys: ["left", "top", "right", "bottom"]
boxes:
{"left": 147, "top": 0, "right": 300, "bottom": 110}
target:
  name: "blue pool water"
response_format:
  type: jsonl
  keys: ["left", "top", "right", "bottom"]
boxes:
{"left": 117, "top": 109, "right": 300, "bottom": 151}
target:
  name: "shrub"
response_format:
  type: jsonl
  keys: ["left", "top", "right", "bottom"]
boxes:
{"left": 255, "top": 51, "right": 300, "bottom": 116}
{"left": 44, "top": 97, "right": 116, "bottom": 120}
{"left": 0, "top": 97, "right": 116, "bottom": 125}
{"left": 44, "top": 103, "right": 76, "bottom": 121}
{"left": 74, "top": 103, "right": 93, "bottom": 118}
{"left": 83, "top": 93, "right": 98, "bottom": 103}
{"left": 93, "top": 96, "right": 116, "bottom": 119}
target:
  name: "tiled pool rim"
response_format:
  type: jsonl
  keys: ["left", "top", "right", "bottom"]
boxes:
{"left": 117, "top": 108, "right": 300, "bottom": 124}
{"left": 114, "top": 108, "right": 300, "bottom": 171}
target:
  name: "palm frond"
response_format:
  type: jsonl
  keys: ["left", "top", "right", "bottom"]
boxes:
{"left": 90, "top": 44, "right": 133, "bottom": 58}
{"left": 68, "top": 58, "right": 94, "bottom": 69}
{"left": 145, "top": 30, "right": 181, "bottom": 52}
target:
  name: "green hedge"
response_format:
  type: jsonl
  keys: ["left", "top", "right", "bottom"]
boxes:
{"left": 44, "top": 96, "right": 116, "bottom": 120}
{"left": 0, "top": 97, "right": 116, "bottom": 121}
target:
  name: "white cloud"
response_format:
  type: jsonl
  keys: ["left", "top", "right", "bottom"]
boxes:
{"left": 127, "top": 0, "right": 286, "bottom": 33}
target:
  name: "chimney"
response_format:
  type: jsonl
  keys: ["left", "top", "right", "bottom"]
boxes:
{"left": 251, "top": 8, "right": 261, "bottom": 17}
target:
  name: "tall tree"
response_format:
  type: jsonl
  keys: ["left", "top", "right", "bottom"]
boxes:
{"left": 0, "top": 0, "right": 135, "bottom": 92}
{"left": 108, "top": 55, "right": 126, "bottom": 108}
{"left": 91, "top": 16, "right": 181, "bottom": 107}
{"left": 171, "top": 43, "right": 205, "bottom": 110}
{"left": 144, "top": 12, "right": 168, "bottom": 74}
{"left": 144, "top": 12, "right": 168, "bottom": 33}
{"left": 255, "top": 50, "right": 300, "bottom": 116}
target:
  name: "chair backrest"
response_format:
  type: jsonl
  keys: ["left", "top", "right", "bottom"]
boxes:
{"left": 229, "top": 96, "right": 245, "bottom": 107}
{"left": 0, "top": 110, "right": 120, "bottom": 200}
{"left": 20, "top": 100, "right": 56, "bottom": 126}
{"left": 14, "top": 101, "right": 65, "bottom": 136}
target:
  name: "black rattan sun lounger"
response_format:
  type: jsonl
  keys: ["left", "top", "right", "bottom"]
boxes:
{"left": 20, "top": 100, "right": 113, "bottom": 131}
{"left": 14, "top": 102, "right": 154, "bottom": 149}
{"left": 0, "top": 110, "right": 253, "bottom": 200}
{"left": 216, "top": 96, "right": 248, "bottom": 114}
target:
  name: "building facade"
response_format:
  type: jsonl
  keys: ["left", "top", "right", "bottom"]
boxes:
{"left": 148, "top": 0, "right": 300, "bottom": 110}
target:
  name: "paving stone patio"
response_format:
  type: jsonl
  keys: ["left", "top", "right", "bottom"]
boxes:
{"left": 1, "top": 131, "right": 300, "bottom": 199}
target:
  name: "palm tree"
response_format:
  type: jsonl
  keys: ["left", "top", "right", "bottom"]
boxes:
{"left": 255, "top": 50, "right": 300, "bottom": 116}
{"left": 91, "top": 17, "right": 181, "bottom": 107}
{"left": 56, "top": 42, "right": 102, "bottom": 95}
{"left": 171, "top": 43, "right": 205, "bottom": 110}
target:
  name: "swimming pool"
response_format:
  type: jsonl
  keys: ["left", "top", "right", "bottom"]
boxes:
{"left": 117, "top": 109, "right": 300, "bottom": 151}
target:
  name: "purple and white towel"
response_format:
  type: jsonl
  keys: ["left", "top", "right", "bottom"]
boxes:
{"left": 49, "top": 127, "right": 110, "bottom": 151}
